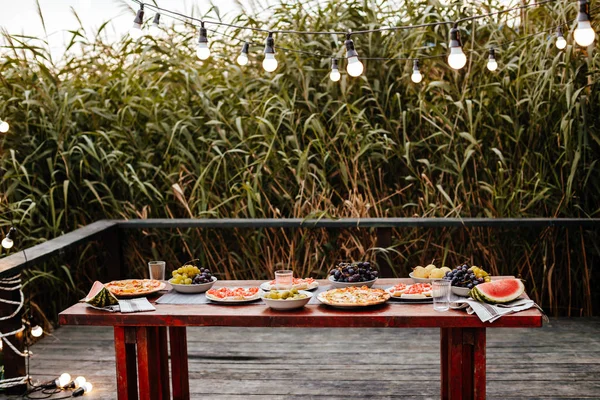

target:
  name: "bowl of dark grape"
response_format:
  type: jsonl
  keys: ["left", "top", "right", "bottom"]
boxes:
{"left": 328, "top": 262, "right": 378, "bottom": 288}
{"left": 444, "top": 264, "right": 486, "bottom": 297}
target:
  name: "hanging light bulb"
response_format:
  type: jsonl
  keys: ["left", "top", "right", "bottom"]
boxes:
{"left": 197, "top": 22, "right": 211, "bottom": 60}
{"left": 448, "top": 25, "right": 467, "bottom": 70}
{"left": 330, "top": 58, "right": 341, "bottom": 81}
{"left": 345, "top": 35, "right": 364, "bottom": 77}
{"left": 129, "top": 4, "right": 144, "bottom": 40}
{"left": 58, "top": 373, "right": 72, "bottom": 388}
{"left": 0, "top": 339, "right": 3, "bottom": 350}
{"left": 2, "top": 227, "right": 16, "bottom": 249}
{"left": 262, "top": 33, "right": 278, "bottom": 72}
{"left": 0, "top": 119, "right": 9, "bottom": 133}
{"left": 237, "top": 42, "right": 249, "bottom": 66}
{"left": 555, "top": 27, "right": 567, "bottom": 49}
{"left": 149, "top": 13, "right": 161, "bottom": 37}
{"left": 574, "top": 0, "right": 596, "bottom": 47}
{"left": 411, "top": 59, "right": 423, "bottom": 83}
{"left": 31, "top": 325, "right": 43, "bottom": 338}
{"left": 487, "top": 47, "right": 498, "bottom": 71}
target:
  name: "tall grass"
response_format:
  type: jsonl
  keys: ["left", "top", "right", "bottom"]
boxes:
{"left": 0, "top": 0, "right": 598, "bottom": 321}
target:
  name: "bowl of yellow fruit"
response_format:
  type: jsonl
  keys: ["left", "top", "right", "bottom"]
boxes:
{"left": 261, "top": 289, "right": 312, "bottom": 310}
{"left": 409, "top": 264, "right": 451, "bottom": 283}
{"left": 169, "top": 264, "right": 217, "bottom": 294}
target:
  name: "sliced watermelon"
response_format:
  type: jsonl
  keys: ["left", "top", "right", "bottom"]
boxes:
{"left": 471, "top": 279, "right": 525, "bottom": 304}
{"left": 85, "top": 281, "right": 118, "bottom": 308}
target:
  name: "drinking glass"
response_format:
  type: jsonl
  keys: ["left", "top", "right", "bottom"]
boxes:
{"left": 274, "top": 270, "right": 293, "bottom": 289}
{"left": 432, "top": 280, "right": 451, "bottom": 312}
{"left": 148, "top": 261, "right": 166, "bottom": 281}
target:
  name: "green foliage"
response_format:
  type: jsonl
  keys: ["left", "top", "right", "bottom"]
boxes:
{"left": 0, "top": 0, "right": 598, "bottom": 318}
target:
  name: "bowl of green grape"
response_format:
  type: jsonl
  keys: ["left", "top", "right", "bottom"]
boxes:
{"left": 261, "top": 289, "right": 312, "bottom": 310}
{"left": 168, "top": 264, "right": 217, "bottom": 294}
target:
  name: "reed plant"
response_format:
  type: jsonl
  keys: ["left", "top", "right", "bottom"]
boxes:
{"left": 0, "top": 0, "right": 598, "bottom": 321}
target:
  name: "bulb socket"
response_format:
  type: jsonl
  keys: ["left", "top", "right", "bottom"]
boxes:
{"left": 331, "top": 58, "right": 339, "bottom": 69}
{"left": 345, "top": 38, "right": 358, "bottom": 58}
{"left": 198, "top": 24, "right": 208, "bottom": 44}
{"left": 241, "top": 42, "right": 249, "bottom": 54}
{"left": 73, "top": 387, "right": 85, "bottom": 397}
{"left": 152, "top": 13, "right": 161, "bottom": 26}
{"left": 449, "top": 26, "right": 462, "bottom": 48}
{"left": 6, "top": 227, "right": 16, "bottom": 241}
{"left": 578, "top": 0, "right": 590, "bottom": 21}
{"left": 557, "top": 26, "right": 564, "bottom": 37}
{"left": 264, "top": 32, "right": 275, "bottom": 54}
{"left": 412, "top": 59, "right": 419, "bottom": 71}
{"left": 488, "top": 47, "right": 496, "bottom": 60}
{"left": 133, "top": 6, "right": 145, "bottom": 26}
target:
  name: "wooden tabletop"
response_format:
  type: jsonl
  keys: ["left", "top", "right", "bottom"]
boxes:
{"left": 59, "top": 278, "right": 543, "bottom": 329}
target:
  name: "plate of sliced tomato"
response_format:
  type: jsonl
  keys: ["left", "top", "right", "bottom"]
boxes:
{"left": 205, "top": 287, "right": 263, "bottom": 303}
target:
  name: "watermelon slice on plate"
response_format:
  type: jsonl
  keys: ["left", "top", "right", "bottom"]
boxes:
{"left": 470, "top": 279, "right": 525, "bottom": 304}
{"left": 84, "top": 281, "right": 119, "bottom": 308}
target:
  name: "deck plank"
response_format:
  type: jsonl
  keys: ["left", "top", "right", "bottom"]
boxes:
{"left": 25, "top": 318, "right": 600, "bottom": 399}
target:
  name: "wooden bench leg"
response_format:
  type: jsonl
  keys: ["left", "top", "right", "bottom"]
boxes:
{"left": 169, "top": 327, "right": 190, "bottom": 400}
{"left": 440, "top": 327, "right": 486, "bottom": 400}
{"left": 114, "top": 326, "right": 138, "bottom": 400}
{"left": 137, "top": 327, "right": 161, "bottom": 400}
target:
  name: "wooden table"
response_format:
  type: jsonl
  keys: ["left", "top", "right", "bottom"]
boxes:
{"left": 59, "top": 278, "right": 543, "bottom": 400}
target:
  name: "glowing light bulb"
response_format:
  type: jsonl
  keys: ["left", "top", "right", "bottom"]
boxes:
{"left": 58, "top": 373, "right": 71, "bottom": 387}
{"left": 149, "top": 13, "right": 161, "bottom": 37}
{"left": 130, "top": 5, "right": 144, "bottom": 40}
{"left": 0, "top": 339, "right": 3, "bottom": 350}
{"left": 487, "top": 47, "right": 498, "bottom": 71}
{"left": 1, "top": 237, "right": 13, "bottom": 249}
{"left": 31, "top": 325, "right": 43, "bottom": 337}
{"left": 83, "top": 382, "right": 93, "bottom": 393}
{"left": 556, "top": 36, "right": 567, "bottom": 49}
{"left": 197, "top": 23, "right": 210, "bottom": 60}
{"left": 330, "top": 58, "right": 341, "bottom": 81}
{"left": 411, "top": 60, "right": 423, "bottom": 83}
{"left": 237, "top": 42, "right": 249, "bottom": 66}
{"left": 574, "top": 20, "right": 595, "bottom": 47}
{"left": 0, "top": 120, "right": 8, "bottom": 133}
{"left": 345, "top": 36, "right": 364, "bottom": 77}
{"left": 75, "top": 376, "right": 87, "bottom": 388}
{"left": 448, "top": 26, "right": 467, "bottom": 70}
{"left": 262, "top": 53, "right": 278, "bottom": 72}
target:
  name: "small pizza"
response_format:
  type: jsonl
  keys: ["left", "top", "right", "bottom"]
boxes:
{"left": 401, "top": 283, "right": 433, "bottom": 299}
{"left": 105, "top": 279, "right": 165, "bottom": 297}
{"left": 318, "top": 286, "right": 390, "bottom": 307}
{"left": 206, "top": 287, "right": 261, "bottom": 301}
{"left": 387, "top": 283, "right": 409, "bottom": 297}
{"left": 261, "top": 277, "right": 318, "bottom": 291}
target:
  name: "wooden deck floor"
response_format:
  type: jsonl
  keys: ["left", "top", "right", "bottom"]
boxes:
{"left": 22, "top": 318, "right": 600, "bottom": 399}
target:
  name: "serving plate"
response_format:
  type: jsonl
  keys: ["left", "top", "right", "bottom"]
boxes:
{"left": 106, "top": 279, "right": 166, "bottom": 298}
{"left": 327, "top": 275, "right": 377, "bottom": 288}
{"left": 451, "top": 286, "right": 471, "bottom": 297}
{"left": 259, "top": 279, "right": 319, "bottom": 292}
{"left": 317, "top": 289, "right": 390, "bottom": 308}
{"left": 205, "top": 288, "right": 263, "bottom": 304}
{"left": 385, "top": 287, "right": 433, "bottom": 303}
{"left": 408, "top": 272, "right": 444, "bottom": 284}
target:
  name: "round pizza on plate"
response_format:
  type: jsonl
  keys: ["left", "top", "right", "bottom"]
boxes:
{"left": 205, "top": 287, "right": 262, "bottom": 303}
{"left": 105, "top": 279, "right": 166, "bottom": 298}
{"left": 317, "top": 286, "right": 390, "bottom": 307}
{"left": 259, "top": 277, "right": 319, "bottom": 291}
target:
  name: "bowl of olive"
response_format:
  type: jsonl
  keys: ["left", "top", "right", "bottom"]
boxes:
{"left": 261, "top": 289, "right": 312, "bottom": 310}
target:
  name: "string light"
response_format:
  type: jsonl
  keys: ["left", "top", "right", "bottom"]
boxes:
{"left": 58, "top": 373, "right": 72, "bottom": 388}
{"left": 330, "top": 58, "right": 341, "bottom": 81}
{"left": 448, "top": 25, "right": 467, "bottom": 70}
{"left": 30, "top": 325, "right": 43, "bottom": 338}
{"left": 574, "top": 0, "right": 595, "bottom": 46}
{"left": 237, "top": 42, "right": 249, "bottom": 66}
{"left": 487, "top": 47, "right": 498, "bottom": 71}
{"left": 345, "top": 35, "right": 364, "bottom": 77}
{"left": 0, "top": 119, "right": 9, "bottom": 133}
{"left": 149, "top": 13, "right": 161, "bottom": 36}
{"left": 556, "top": 26, "right": 567, "bottom": 48}
{"left": 2, "top": 227, "right": 16, "bottom": 249}
{"left": 130, "top": 4, "right": 144, "bottom": 40}
{"left": 197, "top": 22, "right": 211, "bottom": 60}
{"left": 263, "top": 33, "right": 278, "bottom": 72}
{"left": 74, "top": 376, "right": 87, "bottom": 388}
{"left": 411, "top": 59, "right": 423, "bottom": 83}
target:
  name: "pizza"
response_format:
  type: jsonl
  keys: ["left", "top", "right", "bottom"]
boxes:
{"left": 105, "top": 279, "right": 165, "bottom": 297}
{"left": 206, "top": 287, "right": 261, "bottom": 302}
{"left": 317, "top": 286, "right": 390, "bottom": 307}
{"left": 260, "top": 277, "right": 318, "bottom": 291}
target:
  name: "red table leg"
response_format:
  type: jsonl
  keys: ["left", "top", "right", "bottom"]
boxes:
{"left": 114, "top": 326, "right": 138, "bottom": 400}
{"left": 169, "top": 327, "right": 190, "bottom": 400}
{"left": 137, "top": 327, "right": 161, "bottom": 400}
{"left": 157, "top": 327, "right": 171, "bottom": 399}
{"left": 440, "top": 327, "right": 486, "bottom": 400}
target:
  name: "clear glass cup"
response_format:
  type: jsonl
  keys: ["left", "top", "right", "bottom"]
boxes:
{"left": 432, "top": 280, "right": 451, "bottom": 312}
{"left": 274, "top": 270, "right": 293, "bottom": 290}
{"left": 148, "top": 261, "right": 166, "bottom": 281}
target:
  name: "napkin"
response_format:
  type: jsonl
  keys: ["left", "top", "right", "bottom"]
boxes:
{"left": 86, "top": 298, "right": 156, "bottom": 313}
{"left": 450, "top": 295, "right": 547, "bottom": 323}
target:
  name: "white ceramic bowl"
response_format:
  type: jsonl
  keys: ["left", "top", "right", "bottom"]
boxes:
{"left": 328, "top": 275, "right": 377, "bottom": 288}
{"left": 451, "top": 286, "right": 471, "bottom": 297}
{"left": 169, "top": 276, "right": 217, "bottom": 294}
{"left": 409, "top": 272, "right": 444, "bottom": 284}
{"left": 261, "top": 290, "right": 312, "bottom": 310}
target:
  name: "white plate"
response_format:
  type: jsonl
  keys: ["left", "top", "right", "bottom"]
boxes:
{"left": 259, "top": 280, "right": 319, "bottom": 292}
{"left": 327, "top": 275, "right": 377, "bottom": 288}
{"left": 408, "top": 272, "right": 444, "bottom": 284}
{"left": 168, "top": 277, "right": 217, "bottom": 294}
{"left": 205, "top": 288, "right": 263, "bottom": 303}
{"left": 451, "top": 286, "right": 471, "bottom": 297}
{"left": 385, "top": 286, "right": 433, "bottom": 302}
{"left": 261, "top": 290, "right": 313, "bottom": 310}
{"left": 317, "top": 290, "right": 390, "bottom": 308}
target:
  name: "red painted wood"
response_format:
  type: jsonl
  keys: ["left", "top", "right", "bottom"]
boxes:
{"left": 114, "top": 327, "right": 130, "bottom": 400}
{"left": 440, "top": 328, "right": 449, "bottom": 400}
{"left": 58, "top": 278, "right": 544, "bottom": 329}
{"left": 136, "top": 327, "right": 160, "bottom": 400}
{"left": 124, "top": 328, "right": 138, "bottom": 400}
{"left": 473, "top": 328, "right": 486, "bottom": 400}
{"left": 448, "top": 328, "right": 463, "bottom": 399}
{"left": 462, "top": 329, "right": 475, "bottom": 400}
{"left": 169, "top": 327, "right": 190, "bottom": 400}
{"left": 157, "top": 327, "right": 171, "bottom": 399}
